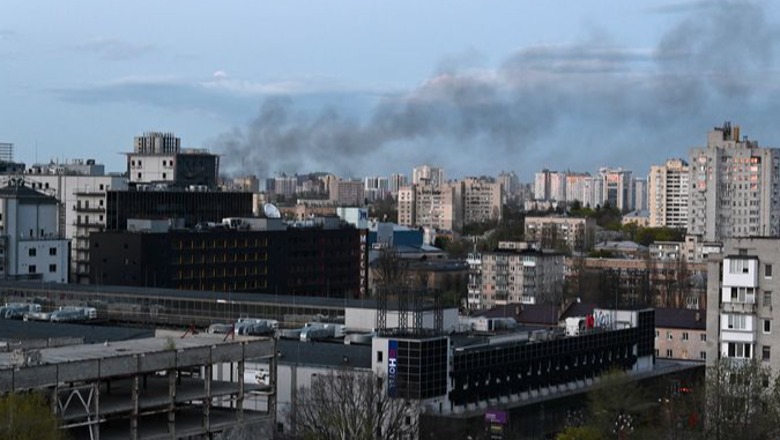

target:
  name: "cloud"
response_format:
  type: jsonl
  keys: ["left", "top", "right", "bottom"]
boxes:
{"left": 74, "top": 37, "right": 155, "bottom": 61}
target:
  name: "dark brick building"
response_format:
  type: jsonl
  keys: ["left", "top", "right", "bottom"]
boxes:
{"left": 90, "top": 224, "right": 363, "bottom": 298}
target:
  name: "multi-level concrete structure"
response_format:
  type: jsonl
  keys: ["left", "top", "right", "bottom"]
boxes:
{"left": 0, "top": 333, "right": 275, "bottom": 439}
{"left": 329, "top": 179, "right": 365, "bottom": 206}
{"left": 706, "top": 238, "right": 780, "bottom": 371}
{"left": 0, "top": 180, "right": 69, "bottom": 283}
{"left": 689, "top": 122, "right": 780, "bottom": 240}
{"left": 469, "top": 243, "right": 565, "bottom": 308}
{"left": 649, "top": 159, "right": 689, "bottom": 228}
{"left": 127, "top": 131, "right": 220, "bottom": 189}
{"left": 364, "top": 176, "right": 390, "bottom": 201}
{"left": 524, "top": 216, "right": 596, "bottom": 252}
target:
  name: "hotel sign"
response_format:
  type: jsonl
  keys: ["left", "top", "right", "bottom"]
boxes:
{"left": 387, "top": 340, "right": 398, "bottom": 397}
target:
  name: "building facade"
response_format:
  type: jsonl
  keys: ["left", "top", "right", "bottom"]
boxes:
{"left": 649, "top": 158, "right": 689, "bottom": 228}
{"left": 706, "top": 238, "right": 780, "bottom": 372}
{"left": 0, "top": 180, "right": 69, "bottom": 283}
{"left": 127, "top": 132, "right": 219, "bottom": 189}
{"left": 689, "top": 122, "right": 780, "bottom": 240}
{"left": 462, "top": 177, "right": 503, "bottom": 225}
{"left": 412, "top": 165, "right": 444, "bottom": 187}
{"left": 599, "top": 167, "right": 633, "bottom": 211}
{"left": 469, "top": 246, "right": 565, "bottom": 308}
{"left": 524, "top": 216, "right": 596, "bottom": 252}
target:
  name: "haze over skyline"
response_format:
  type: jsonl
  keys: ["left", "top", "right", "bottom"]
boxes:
{"left": 3, "top": 0, "right": 780, "bottom": 180}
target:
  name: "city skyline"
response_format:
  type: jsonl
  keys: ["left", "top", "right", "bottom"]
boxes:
{"left": 4, "top": 1, "right": 780, "bottom": 180}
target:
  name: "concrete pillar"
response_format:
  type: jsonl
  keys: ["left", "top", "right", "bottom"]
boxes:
{"left": 168, "top": 371, "right": 176, "bottom": 437}
{"left": 93, "top": 382, "right": 100, "bottom": 440}
{"left": 237, "top": 360, "right": 244, "bottom": 420}
{"left": 203, "top": 364, "right": 212, "bottom": 432}
{"left": 131, "top": 375, "right": 139, "bottom": 440}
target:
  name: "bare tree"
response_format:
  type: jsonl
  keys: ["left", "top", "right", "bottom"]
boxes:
{"left": 284, "top": 369, "right": 419, "bottom": 440}
{"left": 704, "top": 359, "right": 775, "bottom": 440}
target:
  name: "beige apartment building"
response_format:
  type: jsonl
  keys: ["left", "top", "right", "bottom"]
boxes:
{"left": 524, "top": 216, "right": 596, "bottom": 252}
{"left": 397, "top": 182, "right": 463, "bottom": 231}
{"left": 462, "top": 178, "right": 503, "bottom": 225}
{"left": 654, "top": 307, "right": 707, "bottom": 362}
{"left": 468, "top": 244, "right": 565, "bottom": 309}
{"left": 649, "top": 158, "right": 689, "bottom": 228}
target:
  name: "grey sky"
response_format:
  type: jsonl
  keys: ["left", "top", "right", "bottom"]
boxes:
{"left": 2, "top": 0, "right": 780, "bottom": 180}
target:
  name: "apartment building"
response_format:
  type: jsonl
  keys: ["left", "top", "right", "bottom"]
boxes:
{"left": 396, "top": 182, "right": 463, "bottom": 232}
{"left": 412, "top": 164, "right": 444, "bottom": 187}
{"left": 524, "top": 216, "right": 596, "bottom": 252}
{"left": 649, "top": 158, "right": 689, "bottom": 228}
{"left": 689, "top": 122, "right": 780, "bottom": 241}
{"left": 705, "top": 238, "right": 780, "bottom": 372}
{"left": 462, "top": 177, "right": 503, "bottom": 225}
{"left": 469, "top": 244, "right": 565, "bottom": 308}
{"left": 654, "top": 307, "right": 707, "bottom": 361}
{"left": 599, "top": 167, "right": 633, "bottom": 211}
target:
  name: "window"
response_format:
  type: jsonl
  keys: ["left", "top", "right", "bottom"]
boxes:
{"left": 137, "top": 173, "right": 142, "bottom": 179}
{"left": 376, "top": 351, "right": 383, "bottom": 362}
{"left": 655, "top": 349, "right": 659, "bottom": 357}
{"left": 682, "top": 332, "right": 689, "bottom": 341}
{"left": 766, "top": 264, "right": 774, "bottom": 278}
{"left": 765, "top": 291, "right": 773, "bottom": 307}
{"left": 727, "top": 314, "right": 747, "bottom": 330}
{"left": 655, "top": 330, "right": 659, "bottom": 339}
{"left": 700, "top": 351, "right": 707, "bottom": 360}
{"left": 28, "top": 265, "right": 36, "bottom": 274}
{"left": 666, "top": 349, "right": 673, "bottom": 358}
{"left": 667, "top": 331, "right": 673, "bottom": 340}
{"left": 727, "top": 342, "right": 752, "bottom": 359}
{"left": 729, "top": 258, "right": 750, "bottom": 274}
{"left": 48, "top": 264, "right": 56, "bottom": 273}
{"left": 763, "top": 346, "right": 771, "bottom": 361}
{"left": 700, "top": 333, "right": 707, "bottom": 342}
{"left": 28, "top": 248, "right": 36, "bottom": 257}
{"left": 163, "top": 173, "right": 167, "bottom": 179}
{"left": 764, "top": 320, "right": 772, "bottom": 334}
{"left": 48, "top": 247, "right": 56, "bottom": 256}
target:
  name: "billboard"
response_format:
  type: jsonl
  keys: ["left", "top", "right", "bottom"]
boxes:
{"left": 387, "top": 339, "right": 398, "bottom": 398}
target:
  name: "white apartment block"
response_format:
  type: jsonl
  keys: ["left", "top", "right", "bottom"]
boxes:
{"left": 470, "top": 247, "right": 564, "bottom": 309}
{"left": 24, "top": 164, "right": 127, "bottom": 283}
{"left": 534, "top": 169, "right": 567, "bottom": 202}
{"left": 412, "top": 165, "right": 444, "bottom": 187}
{"left": 633, "top": 177, "right": 648, "bottom": 212}
{"left": 389, "top": 173, "right": 408, "bottom": 198}
{"left": 462, "top": 178, "right": 503, "bottom": 225}
{"left": 689, "top": 122, "right": 780, "bottom": 241}
{"left": 649, "top": 159, "right": 689, "bottom": 228}
{"left": 706, "top": 238, "right": 780, "bottom": 373}
{"left": 364, "top": 176, "right": 390, "bottom": 202}
{"left": 524, "top": 216, "right": 596, "bottom": 252}
{"left": 0, "top": 179, "right": 69, "bottom": 283}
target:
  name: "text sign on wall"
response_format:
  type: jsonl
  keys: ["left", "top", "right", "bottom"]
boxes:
{"left": 387, "top": 339, "right": 398, "bottom": 398}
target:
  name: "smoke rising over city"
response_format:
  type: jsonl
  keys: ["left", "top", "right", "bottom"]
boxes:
{"left": 215, "top": 1, "right": 780, "bottom": 179}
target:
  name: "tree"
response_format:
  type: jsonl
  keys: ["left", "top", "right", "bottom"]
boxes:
{"left": 555, "top": 426, "right": 602, "bottom": 440}
{"left": 704, "top": 359, "right": 776, "bottom": 440}
{"left": 0, "top": 392, "right": 65, "bottom": 440}
{"left": 284, "top": 370, "right": 419, "bottom": 440}
{"left": 586, "top": 369, "right": 650, "bottom": 438}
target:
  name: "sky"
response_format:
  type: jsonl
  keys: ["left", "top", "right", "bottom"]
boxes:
{"left": 3, "top": 0, "right": 780, "bottom": 181}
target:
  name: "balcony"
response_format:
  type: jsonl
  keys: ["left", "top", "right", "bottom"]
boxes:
{"left": 722, "top": 302, "right": 757, "bottom": 314}
{"left": 74, "top": 219, "right": 105, "bottom": 227}
{"left": 73, "top": 205, "right": 106, "bottom": 213}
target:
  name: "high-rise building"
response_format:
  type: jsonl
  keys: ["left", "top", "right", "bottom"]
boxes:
{"left": 633, "top": 177, "right": 648, "bottom": 212}
{"left": 364, "top": 176, "right": 390, "bottom": 202}
{"left": 689, "top": 122, "right": 780, "bottom": 240}
{"left": 389, "top": 173, "right": 408, "bottom": 198}
{"left": 462, "top": 178, "right": 503, "bottom": 225}
{"left": 497, "top": 171, "right": 519, "bottom": 202}
{"left": 648, "top": 159, "right": 689, "bottom": 228}
{"left": 534, "top": 170, "right": 552, "bottom": 201}
{"left": 396, "top": 182, "right": 462, "bottom": 231}
{"left": 599, "top": 167, "right": 633, "bottom": 211}
{"left": 412, "top": 165, "right": 444, "bottom": 187}
{"left": 565, "top": 173, "right": 591, "bottom": 205}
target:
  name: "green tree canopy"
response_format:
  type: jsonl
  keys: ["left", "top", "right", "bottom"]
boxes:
{"left": 0, "top": 392, "right": 64, "bottom": 440}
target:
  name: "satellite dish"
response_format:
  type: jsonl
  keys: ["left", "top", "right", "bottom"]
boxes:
{"left": 263, "top": 203, "right": 281, "bottom": 219}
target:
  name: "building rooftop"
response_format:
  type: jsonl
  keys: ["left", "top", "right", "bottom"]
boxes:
{"left": 0, "top": 320, "right": 153, "bottom": 344}
{"left": 0, "top": 181, "right": 58, "bottom": 203}
{"left": 655, "top": 307, "right": 706, "bottom": 330}
{"left": 473, "top": 303, "right": 561, "bottom": 326}
{"left": 274, "top": 339, "right": 371, "bottom": 369}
